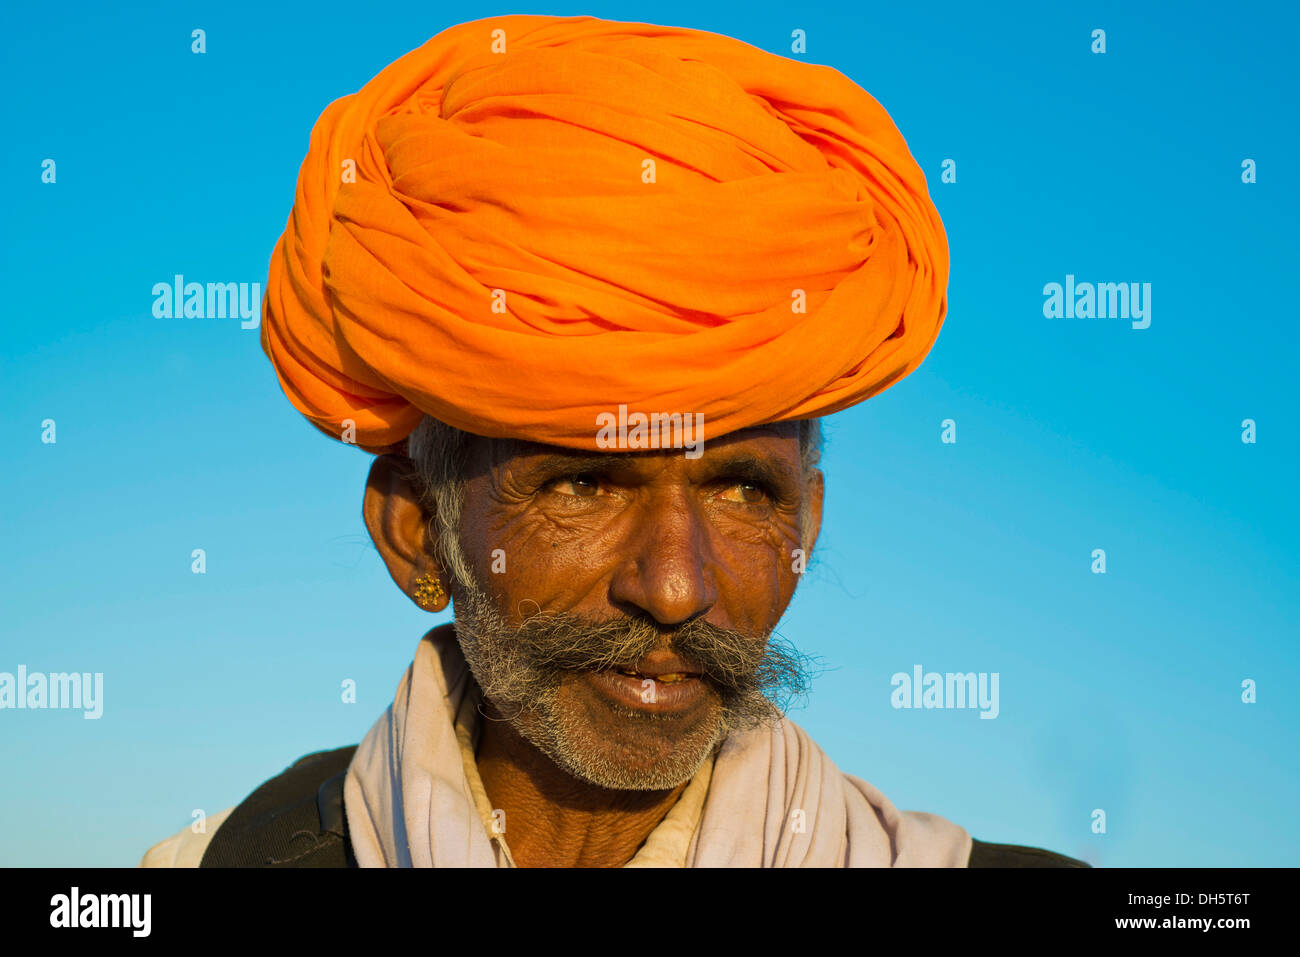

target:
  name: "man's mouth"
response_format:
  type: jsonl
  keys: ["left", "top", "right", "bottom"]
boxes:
{"left": 585, "top": 651, "right": 711, "bottom": 713}
{"left": 615, "top": 669, "right": 698, "bottom": 684}
{"left": 613, "top": 650, "right": 704, "bottom": 683}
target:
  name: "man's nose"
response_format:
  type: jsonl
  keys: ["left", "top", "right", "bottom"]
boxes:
{"left": 607, "top": 490, "right": 718, "bottom": 627}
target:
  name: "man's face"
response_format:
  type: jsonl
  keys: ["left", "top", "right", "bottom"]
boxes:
{"left": 447, "top": 422, "right": 823, "bottom": 790}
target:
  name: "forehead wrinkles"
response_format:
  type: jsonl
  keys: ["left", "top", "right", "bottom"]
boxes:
{"left": 479, "top": 426, "right": 802, "bottom": 481}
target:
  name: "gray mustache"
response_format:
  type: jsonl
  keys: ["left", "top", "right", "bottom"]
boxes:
{"left": 494, "top": 612, "right": 815, "bottom": 712}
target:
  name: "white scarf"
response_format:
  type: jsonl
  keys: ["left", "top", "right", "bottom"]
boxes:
{"left": 344, "top": 626, "right": 971, "bottom": 867}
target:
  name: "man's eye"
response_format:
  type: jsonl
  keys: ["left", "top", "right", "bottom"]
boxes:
{"left": 548, "top": 473, "right": 602, "bottom": 497}
{"left": 717, "top": 481, "right": 769, "bottom": 505}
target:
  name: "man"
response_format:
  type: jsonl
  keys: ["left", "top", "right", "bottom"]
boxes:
{"left": 141, "top": 13, "right": 1085, "bottom": 868}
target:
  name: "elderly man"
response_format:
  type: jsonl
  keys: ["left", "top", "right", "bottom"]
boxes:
{"left": 141, "top": 13, "right": 1084, "bottom": 868}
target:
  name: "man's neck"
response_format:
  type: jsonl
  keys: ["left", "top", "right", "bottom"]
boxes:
{"left": 474, "top": 704, "right": 688, "bottom": 867}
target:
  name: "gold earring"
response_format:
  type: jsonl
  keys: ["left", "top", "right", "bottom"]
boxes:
{"left": 412, "top": 573, "right": 445, "bottom": 609}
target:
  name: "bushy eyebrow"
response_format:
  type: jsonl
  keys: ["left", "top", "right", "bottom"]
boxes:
{"left": 521, "top": 449, "right": 800, "bottom": 494}
{"left": 525, "top": 452, "right": 639, "bottom": 480}
{"left": 702, "top": 453, "right": 800, "bottom": 493}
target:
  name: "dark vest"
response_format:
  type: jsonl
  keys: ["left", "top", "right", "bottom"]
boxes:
{"left": 199, "top": 747, "right": 1089, "bottom": 868}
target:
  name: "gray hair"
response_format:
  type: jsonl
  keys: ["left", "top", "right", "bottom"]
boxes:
{"left": 405, "top": 416, "right": 824, "bottom": 589}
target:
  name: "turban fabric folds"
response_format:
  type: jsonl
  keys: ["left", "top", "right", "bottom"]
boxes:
{"left": 261, "top": 14, "right": 950, "bottom": 453}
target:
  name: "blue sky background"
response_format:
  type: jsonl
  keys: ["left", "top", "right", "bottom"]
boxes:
{"left": 2, "top": 0, "right": 1296, "bottom": 867}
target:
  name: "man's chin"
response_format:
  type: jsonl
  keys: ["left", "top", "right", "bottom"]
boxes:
{"left": 508, "top": 669, "right": 729, "bottom": 791}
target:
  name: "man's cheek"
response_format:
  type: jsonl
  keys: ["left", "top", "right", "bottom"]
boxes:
{"left": 714, "top": 531, "right": 792, "bottom": 586}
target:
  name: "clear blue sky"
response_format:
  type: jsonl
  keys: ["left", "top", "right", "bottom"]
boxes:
{"left": 1, "top": 0, "right": 1296, "bottom": 866}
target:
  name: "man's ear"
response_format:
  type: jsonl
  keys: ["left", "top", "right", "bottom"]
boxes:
{"left": 803, "top": 467, "right": 825, "bottom": 557}
{"left": 363, "top": 453, "right": 450, "bottom": 612}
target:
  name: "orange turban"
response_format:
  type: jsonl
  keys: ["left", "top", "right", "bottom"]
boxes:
{"left": 261, "top": 14, "right": 949, "bottom": 454}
